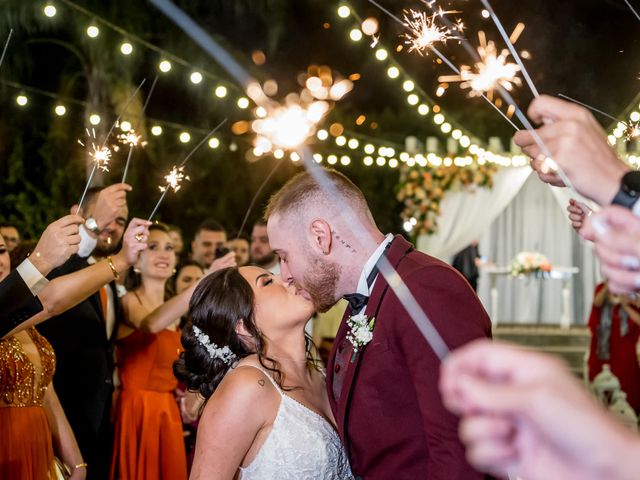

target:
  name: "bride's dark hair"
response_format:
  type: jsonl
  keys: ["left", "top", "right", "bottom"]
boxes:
{"left": 173, "top": 267, "right": 319, "bottom": 400}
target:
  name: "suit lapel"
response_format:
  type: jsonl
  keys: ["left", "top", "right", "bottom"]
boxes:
{"left": 336, "top": 236, "right": 414, "bottom": 444}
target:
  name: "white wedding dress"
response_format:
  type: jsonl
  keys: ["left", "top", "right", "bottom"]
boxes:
{"left": 238, "top": 365, "right": 354, "bottom": 480}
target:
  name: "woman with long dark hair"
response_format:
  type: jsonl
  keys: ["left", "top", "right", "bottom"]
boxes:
{"left": 174, "top": 266, "right": 353, "bottom": 479}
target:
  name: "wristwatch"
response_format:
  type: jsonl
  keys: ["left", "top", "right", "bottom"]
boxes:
{"left": 611, "top": 171, "right": 640, "bottom": 209}
{"left": 85, "top": 217, "right": 101, "bottom": 235}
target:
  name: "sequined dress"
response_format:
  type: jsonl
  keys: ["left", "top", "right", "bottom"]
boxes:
{"left": 0, "top": 327, "right": 57, "bottom": 479}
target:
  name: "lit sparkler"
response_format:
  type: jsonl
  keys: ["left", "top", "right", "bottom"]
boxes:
{"left": 118, "top": 129, "right": 145, "bottom": 148}
{"left": 77, "top": 129, "right": 113, "bottom": 211}
{"left": 145, "top": 119, "right": 227, "bottom": 222}
{"left": 439, "top": 32, "right": 521, "bottom": 98}
{"left": 402, "top": 9, "right": 459, "bottom": 55}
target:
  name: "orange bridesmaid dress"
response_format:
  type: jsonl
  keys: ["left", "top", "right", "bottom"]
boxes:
{"left": 0, "top": 328, "right": 57, "bottom": 480}
{"left": 111, "top": 330, "right": 187, "bottom": 480}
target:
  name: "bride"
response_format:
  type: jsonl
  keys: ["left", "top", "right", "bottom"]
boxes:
{"left": 174, "top": 266, "right": 353, "bottom": 479}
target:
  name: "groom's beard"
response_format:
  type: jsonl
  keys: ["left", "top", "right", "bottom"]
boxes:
{"left": 303, "top": 254, "right": 342, "bottom": 313}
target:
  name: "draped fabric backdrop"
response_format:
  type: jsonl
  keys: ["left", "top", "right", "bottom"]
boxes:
{"left": 416, "top": 168, "right": 600, "bottom": 325}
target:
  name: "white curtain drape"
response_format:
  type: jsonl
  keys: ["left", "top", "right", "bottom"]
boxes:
{"left": 415, "top": 169, "right": 600, "bottom": 325}
{"left": 416, "top": 166, "right": 532, "bottom": 259}
{"left": 476, "top": 175, "right": 600, "bottom": 324}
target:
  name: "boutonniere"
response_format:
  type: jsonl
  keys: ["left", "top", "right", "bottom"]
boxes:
{"left": 346, "top": 314, "right": 376, "bottom": 363}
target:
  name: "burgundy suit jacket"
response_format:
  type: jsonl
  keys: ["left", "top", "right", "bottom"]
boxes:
{"left": 326, "top": 236, "right": 492, "bottom": 479}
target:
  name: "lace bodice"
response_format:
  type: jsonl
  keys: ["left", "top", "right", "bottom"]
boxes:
{"left": 239, "top": 365, "right": 353, "bottom": 480}
{"left": 0, "top": 328, "right": 56, "bottom": 407}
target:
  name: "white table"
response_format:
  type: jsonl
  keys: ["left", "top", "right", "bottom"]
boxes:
{"left": 487, "top": 266, "right": 580, "bottom": 328}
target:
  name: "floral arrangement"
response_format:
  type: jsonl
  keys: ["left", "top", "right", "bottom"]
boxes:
{"left": 509, "top": 251, "right": 553, "bottom": 276}
{"left": 346, "top": 314, "right": 376, "bottom": 362}
{"left": 397, "top": 161, "right": 498, "bottom": 236}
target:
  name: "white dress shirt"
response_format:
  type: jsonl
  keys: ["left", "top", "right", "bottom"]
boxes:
{"left": 353, "top": 234, "right": 394, "bottom": 314}
{"left": 16, "top": 258, "right": 49, "bottom": 296}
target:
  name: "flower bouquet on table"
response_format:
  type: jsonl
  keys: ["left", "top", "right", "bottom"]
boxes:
{"left": 509, "top": 251, "right": 552, "bottom": 278}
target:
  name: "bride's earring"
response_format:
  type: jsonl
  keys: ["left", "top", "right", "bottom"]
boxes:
{"left": 133, "top": 267, "right": 141, "bottom": 274}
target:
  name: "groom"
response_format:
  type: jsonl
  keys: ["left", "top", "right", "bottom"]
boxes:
{"left": 266, "top": 169, "right": 492, "bottom": 479}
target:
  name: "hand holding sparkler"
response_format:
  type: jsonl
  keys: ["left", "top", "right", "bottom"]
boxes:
{"left": 440, "top": 338, "right": 640, "bottom": 480}
{"left": 514, "top": 95, "right": 629, "bottom": 206}
{"left": 582, "top": 206, "right": 640, "bottom": 294}
{"left": 75, "top": 183, "right": 132, "bottom": 235}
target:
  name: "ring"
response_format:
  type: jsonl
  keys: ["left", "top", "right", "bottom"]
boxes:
{"left": 135, "top": 233, "right": 144, "bottom": 242}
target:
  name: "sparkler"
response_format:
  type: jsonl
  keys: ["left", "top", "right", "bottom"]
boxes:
{"left": 77, "top": 128, "right": 114, "bottom": 211}
{"left": 0, "top": 29, "right": 13, "bottom": 71}
{"left": 145, "top": 118, "right": 227, "bottom": 222}
{"left": 402, "top": 9, "right": 459, "bottom": 55}
{"left": 121, "top": 75, "right": 159, "bottom": 183}
{"left": 623, "top": 0, "right": 640, "bottom": 22}
{"left": 558, "top": 93, "right": 640, "bottom": 140}
{"left": 368, "top": 0, "right": 520, "bottom": 130}
{"left": 478, "top": 0, "right": 539, "bottom": 98}
{"left": 438, "top": 31, "right": 521, "bottom": 99}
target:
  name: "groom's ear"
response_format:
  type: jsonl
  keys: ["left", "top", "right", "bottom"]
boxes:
{"left": 309, "top": 219, "right": 332, "bottom": 255}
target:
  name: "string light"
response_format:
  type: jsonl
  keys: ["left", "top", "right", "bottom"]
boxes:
{"left": 340, "top": 155, "right": 351, "bottom": 165}
{"left": 337, "top": 5, "right": 351, "bottom": 18}
{"left": 54, "top": 104, "right": 66, "bottom": 116}
{"left": 336, "top": 135, "right": 347, "bottom": 146}
{"left": 387, "top": 66, "right": 400, "bottom": 79}
{"left": 328, "top": 154, "right": 338, "bottom": 164}
{"left": 214, "top": 85, "right": 228, "bottom": 98}
{"left": 86, "top": 25, "right": 99, "bottom": 38}
{"left": 151, "top": 125, "right": 163, "bottom": 136}
{"left": 237, "top": 97, "right": 250, "bottom": 109}
{"left": 190, "top": 71, "right": 203, "bottom": 84}
{"left": 119, "top": 120, "right": 132, "bottom": 131}
{"left": 208, "top": 137, "right": 220, "bottom": 148}
{"left": 350, "top": 29, "right": 363, "bottom": 41}
{"left": 16, "top": 95, "right": 28, "bottom": 106}
{"left": 407, "top": 94, "right": 419, "bottom": 105}
{"left": 158, "top": 60, "right": 172, "bottom": 72}
{"left": 418, "top": 104, "right": 429, "bottom": 115}
{"left": 120, "top": 42, "right": 133, "bottom": 55}
{"left": 375, "top": 48, "right": 388, "bottom": 61}
{"left": 317, "top": 129, "right": 329, "bottom": 140}
{"left": 274, "top": 149, "right": 284, "bottom": 159}
{"left": 348, "top": 138, "right": 359, "bottom": 149}
{"left": 403, "top": 80, "right": 415, "bottom": 92}
{"left": 179, "top": 131, "right": 191, "bottom": 143}
{"left": 89, "top": 113, "right": 100, "bottom": 125}
{"left": 44, "top": 4, "right": 57, "bottom": 17}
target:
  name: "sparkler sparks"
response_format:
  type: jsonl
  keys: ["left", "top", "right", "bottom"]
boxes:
{"left": 117, "top": 129, "right": 146, "bottom": 148}
{"left": 159, "top": 165, "right": 189, "bottom": 193}
{"left": 439, "top": 32, "right": 521, "bottom": 98}
{"left": 402, "top": 9, "right": 458, "bottom": 55}
{"left": 89, "top": 144, "right": 112, "bottom": 171}
{"left": 625, "top": 122, "right": 640, "bottom": 140}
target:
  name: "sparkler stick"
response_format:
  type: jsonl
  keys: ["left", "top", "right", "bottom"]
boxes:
{"left": 0, "top": 29, "right": 13, "bottom": 71}
{"left": 146, "top": 119, "right": 227, "bottom": 222}
{"left": 623, "top": 0, "right": 640, "bottom": 22}
{"left": 150, "top": 0, "right": 453, "bottom": 362}
{"left": 101, "top": 78, "right": 146, "bottom": 150}
{"left": 558, "top": 94, "right": 640, "bottom": 140}
{"left": 478, "top": 0, "right": 539, "bottom": 98}
{"left": 367, "top": 0, "right": 520, "bottom": 131}
{"left": 121, "top": 76, "right": 159, "bottom": 183}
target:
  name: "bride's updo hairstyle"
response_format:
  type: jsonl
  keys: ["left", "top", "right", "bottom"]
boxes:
{"left": 174, "top": 267, "right": 258, "bottom": 399}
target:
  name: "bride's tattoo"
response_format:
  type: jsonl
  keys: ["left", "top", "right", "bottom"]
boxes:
{"left": 258, "top": 379, "right": 265, "bottom": 387}
{"left": 332, "top": 230, "right": 357, "bottom": 254}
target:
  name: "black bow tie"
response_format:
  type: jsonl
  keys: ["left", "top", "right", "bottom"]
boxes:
{"left": 343, "top": 293, "right": 369, "bottom": 312}
{"left": 343, "top": 260, "right": 384, "bottom": 312}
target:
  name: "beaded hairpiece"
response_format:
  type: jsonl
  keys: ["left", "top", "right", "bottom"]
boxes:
{"left": 192, "top": 325, "right": 237, "bottom": 365}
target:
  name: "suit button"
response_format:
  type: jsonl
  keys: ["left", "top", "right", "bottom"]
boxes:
{"left": 334, "top": 364, "right": 341, "bottom": 373}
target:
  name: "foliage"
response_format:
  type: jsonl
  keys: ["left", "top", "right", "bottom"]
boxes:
{"left": 397, "top": 161, "right": 498, "bottom": 237}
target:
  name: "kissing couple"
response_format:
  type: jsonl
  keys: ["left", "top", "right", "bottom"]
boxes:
{"left": 175, "top": 168, "right": 492, "bottom": 479}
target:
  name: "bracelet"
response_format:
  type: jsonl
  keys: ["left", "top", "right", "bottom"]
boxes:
{"left": 106, "top": 256, "right": 120, "bottom": 280}
{"left": 74, "top": 462, "right": 88, "bottom": 470}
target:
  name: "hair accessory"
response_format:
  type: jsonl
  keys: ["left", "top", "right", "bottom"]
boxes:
{"left": 192, "top": 325, "right": 237, "bottom": 365}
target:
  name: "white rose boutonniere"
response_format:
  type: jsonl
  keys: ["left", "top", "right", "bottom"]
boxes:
{"left": 346, "top": 313, "right": 376, "bottom": 363}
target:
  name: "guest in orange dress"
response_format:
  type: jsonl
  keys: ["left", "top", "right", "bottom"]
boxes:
{"left": 0, "top": 233, "right": 85, "bottom": 480}
{"left": 110, "top": 224, "right": 234, "bottom": 480}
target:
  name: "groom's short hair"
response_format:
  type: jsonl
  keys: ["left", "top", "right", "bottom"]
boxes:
{"left": 264, "top": 168, "right": 370, "bottom": 222}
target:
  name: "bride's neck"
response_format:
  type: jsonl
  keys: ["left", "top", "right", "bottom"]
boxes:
{"left": 264, "top": 328, "right": 309, "bottom": 375}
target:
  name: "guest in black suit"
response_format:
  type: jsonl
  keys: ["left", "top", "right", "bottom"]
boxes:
{"left": 38, "top": 183, "right": 131, "bottom": 480}
{"left": 0, "top": 214, "right": 84, "bottom": 337}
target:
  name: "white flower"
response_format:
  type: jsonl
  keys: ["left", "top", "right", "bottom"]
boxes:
{"left": 346, "top": 314, "right": 376, "bottom": 362}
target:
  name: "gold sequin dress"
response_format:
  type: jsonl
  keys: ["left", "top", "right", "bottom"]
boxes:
{"left": 0, "top": 327, "right": 56, "bottom": 479}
